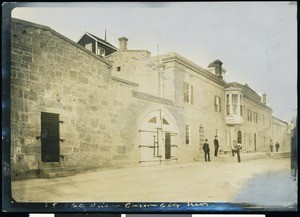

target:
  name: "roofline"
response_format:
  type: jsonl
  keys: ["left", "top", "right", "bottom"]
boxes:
{"left": 12, "top": 18, "right": 112, "bottom": 67}
{"left": 83, "top": 32, "right": 118, "bottom": 50}
{"left": 273, "top": 116, "right": 289, "bottom": 125}
{"left": 161, "top": 52, "right": 229, "bottom": 88}
{"left": 243, "top": 94, "right": 273, "bottom": 112}
{"left": 227, "top": 82, "right": 273, "bottom": 111}
{"left": 104, "top": 49, "right": 151, "bottom": 59}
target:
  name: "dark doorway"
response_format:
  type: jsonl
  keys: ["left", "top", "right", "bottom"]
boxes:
{"left": 41, "top": 112, "right": 60, "bottom": 162}
{"left": 165, "top": 133, "right": 171, "bottom": 159}
{"left": 237, "top": 130, "right": 242, "bottom": 143}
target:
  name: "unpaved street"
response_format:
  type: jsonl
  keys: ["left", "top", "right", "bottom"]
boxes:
{"left": 12, "top": 158, "right": 295, "bottom": 204}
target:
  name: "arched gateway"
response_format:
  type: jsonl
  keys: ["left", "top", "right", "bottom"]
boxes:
{"left": 138, "top": 108, "right": 179, "bottom": 165}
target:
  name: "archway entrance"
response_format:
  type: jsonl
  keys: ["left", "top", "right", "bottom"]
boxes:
{"left": 139, "top": 109, "right": 178, "bottom": 165}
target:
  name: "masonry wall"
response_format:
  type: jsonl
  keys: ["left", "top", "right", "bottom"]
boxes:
{"left": 272, "top": 118, "right": 291, "bottom": 152}
{"left": 10, "top": 19, "right": 142, "bottom": 180}
{"left": 107, "top": 50, "right": 229, "bottom": 163}
{"left": 171, "top": 59, "right": 227, "bottom": 161}
{"left": 11, "top": 19, "right": 292, "bottom": 180}
{"left": 239, "top": 97, "right": 273, "bottom": 152}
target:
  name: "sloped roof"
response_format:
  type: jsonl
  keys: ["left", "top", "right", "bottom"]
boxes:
{"left": 83, "top": 32, "right": 118, "bottom": 50}
{"left": 229, "top": 82, "right": 261, "bottom": 100}
{"left": 229, "top": 82, "right": 272, "bottom": 111}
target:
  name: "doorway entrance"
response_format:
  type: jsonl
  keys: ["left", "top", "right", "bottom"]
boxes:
{"left": 139, "top": 109, "right": 178, "bottom": 165}
{"left": 41, "top": 112, "right": 60, "bottom": 162}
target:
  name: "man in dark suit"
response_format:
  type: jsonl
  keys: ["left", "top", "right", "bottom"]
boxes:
{"left": 203, "top": 139, "right": 210, "bottom": 162}
{"left": 275, "top": 141, "right": 280, "bottom": 152}
{"left": 214, "top": 135, "right": 219, "bottom": 157}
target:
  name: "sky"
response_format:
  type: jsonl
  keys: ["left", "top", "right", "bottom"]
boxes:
{"left": 10, "top": 2, "right": 297, "bottom": 122}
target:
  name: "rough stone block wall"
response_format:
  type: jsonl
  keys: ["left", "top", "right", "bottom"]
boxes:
{"left": 10, "top": 19, "right": 140, "bottom": 179}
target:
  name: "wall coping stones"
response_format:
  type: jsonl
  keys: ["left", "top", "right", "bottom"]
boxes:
{"left": 132, "top": 90, "right": 174, "bottom": 107}
{"left": 111, "top": 76, "right": 139, "bottom": 87}
{"left": 11, "top": 18, "right": 112, "bottom": 68}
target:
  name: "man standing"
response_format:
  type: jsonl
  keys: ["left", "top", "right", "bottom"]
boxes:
{"left": 214, "top": 135, "right": 219, "bottom": 157}
{"left": 232, "top": 140, "right": 242, "bottom": 163}
{"left": 203, "top": 139, "right": 210, "bottom": 162}
{"left": 270, "top": 139, "right": 274, "bottom": 152}
{"left": 275, "top": 141, "right": 280, "bottom": 152}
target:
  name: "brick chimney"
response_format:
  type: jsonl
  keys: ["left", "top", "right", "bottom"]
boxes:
{"left": 208, "top": 59, "right": 223, "bottom": 79}
{"left": 262, "top": 93, "right": 267, "bottom": 104}
{"left": 118, "top": 37, "right": 128, "bottom": 50}
{"left": 213, "top": 59, "right": 223, "bottom": 78}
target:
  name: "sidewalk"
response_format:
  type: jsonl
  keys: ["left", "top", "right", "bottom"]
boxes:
{"left": 12, "top": 158, "right": 294, "bottom": 203}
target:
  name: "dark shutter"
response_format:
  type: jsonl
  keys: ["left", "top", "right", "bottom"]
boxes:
{"left": 165, "top": 133, "right": 171, "bottom": 159}
{"left": 41, "top": 112, "right": 60, "bottom": 162}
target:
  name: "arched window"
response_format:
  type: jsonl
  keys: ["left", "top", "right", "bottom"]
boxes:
{"left": 163, "top": 118, "right": 169, "bottom": 125}
{"left": 148, "top": 117, "right": 156, "bottom": 123}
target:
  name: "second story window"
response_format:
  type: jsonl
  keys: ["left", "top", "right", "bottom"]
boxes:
{"left": 254, "top": 112, "right": 258, "bottom": 123}
{"left": 214, "top": 96, "right": 221, "bottom": 112}
{"left": 226, "top": 94, "right": 230, "bottom": 115}
{"left": 240, "top": 95, "right": 243, "bottom": 116}
{"left": 183, "top": 83, "right": 193, "bottom": 104}
{"left": 97, "top": 47, "right": 105, "bottom": 57}
{"left": 232, "top": 94, "right": 238, "bottom": 115}
{"left": 85, "top": 43, "right": 92, "bottom": 52}
{"left": 248, "top": 109, "right": 252, "bottom": 121}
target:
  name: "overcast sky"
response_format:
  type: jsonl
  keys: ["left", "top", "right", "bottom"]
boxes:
{"left": 10, "top": 2, "right": 297, "bottom": 122}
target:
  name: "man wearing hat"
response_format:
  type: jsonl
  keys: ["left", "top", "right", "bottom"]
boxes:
{"left": 214, "top": 135, "right": 219, "bottom": 157}
{"left": 202, "top": 139, "right": 210, "bottom": 162}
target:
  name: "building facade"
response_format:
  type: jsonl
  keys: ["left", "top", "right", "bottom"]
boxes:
{"left": 10, "top": 18, "right": 292, "bottom": 180}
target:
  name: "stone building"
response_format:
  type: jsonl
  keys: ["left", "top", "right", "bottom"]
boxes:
{"left": 10, "top": 18, "right": 292, "bottom": 179}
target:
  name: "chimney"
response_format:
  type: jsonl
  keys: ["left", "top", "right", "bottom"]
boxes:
{"left": 118, "top": 37, "right": 128, "bottom": 50}
{"left": 208, "top": 59, "right": 223, "bottom": 79}
{"left": 262, "top": 93, "right": 267, "bottom": 104}
{"left": 213, "top": 59, "right": 223, "bottom": 79}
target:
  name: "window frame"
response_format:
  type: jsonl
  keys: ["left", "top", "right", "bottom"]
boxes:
{"left": 185, "top": 125, "right": 191, "bottom": 145}
{"left": 214, "top": 96, "right": 221, "bottom": 113}
{"left": 183, "top": 82, "right": 193, "bottom": 104}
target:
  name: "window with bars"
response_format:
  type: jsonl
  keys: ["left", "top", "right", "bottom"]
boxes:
{"left": 183, "top": 82, "right": 193, "bottom": 104}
